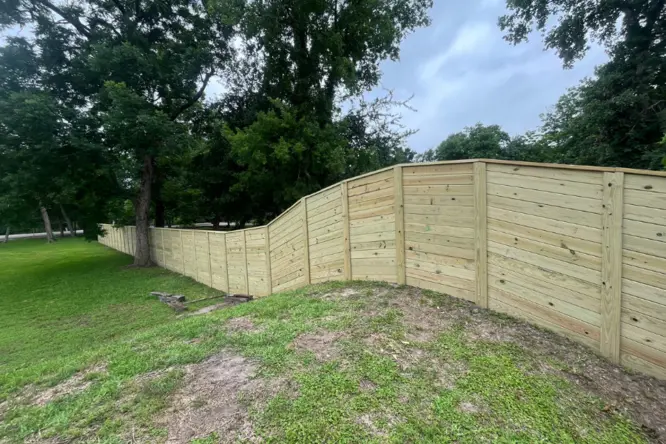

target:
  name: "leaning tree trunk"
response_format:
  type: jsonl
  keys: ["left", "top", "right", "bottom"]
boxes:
{"left": 60, "top": 204, "right": 75, "bottom": 237}
{"left": 3, "top": 226, "right": 8, "bottom": 243}
{"left": 40, "top": 206, "right": 56, "bottom": 243}
{"left": 134, "top": 155, "right": 153, "bottom": 266}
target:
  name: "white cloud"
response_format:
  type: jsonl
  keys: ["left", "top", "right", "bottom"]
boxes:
{"left": 419, "top": 22, "right": 493, "bottom": 81}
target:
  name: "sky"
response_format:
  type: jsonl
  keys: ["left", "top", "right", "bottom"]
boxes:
{"left": 363, "top": 0, "right": 609, "bottom": 153}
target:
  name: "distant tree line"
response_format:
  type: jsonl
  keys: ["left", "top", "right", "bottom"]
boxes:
{"left": 420, "top": 0, "right": 666, "bottom": 169}
{"left": 0, "top": 0, "right": 664, "bottom": 263}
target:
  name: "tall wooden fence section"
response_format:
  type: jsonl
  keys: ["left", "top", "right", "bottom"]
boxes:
{"left": 99, "top": 159, "right": 666, "bottom": 380}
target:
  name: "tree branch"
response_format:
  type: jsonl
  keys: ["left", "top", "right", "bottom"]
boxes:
{"left": 110, "top": 0, "right": 127, "bottom": 16}
{"left": 33, "top": 0, "right": 91, "bottom": 38}
{"left": 170, "top": 71, "right": 214, "bottom": 120}
{"left": 89, "top": 17, "right": 122, "bottom": 39}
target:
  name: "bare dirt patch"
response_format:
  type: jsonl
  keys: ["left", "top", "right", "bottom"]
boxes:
{"left": 226, "top": 316, "right": 261, "bottom": 333}
{"left": 31, "top": 363, "right": 107, "bottom": 407}
{"left": 356, "top": 412, "right": 402, "bottom": 438}
{"left": 291, "top": 331, "right": 345, "bottom": 361}
{"left": 159, "top": 351, "right": 278, "bottom": 443}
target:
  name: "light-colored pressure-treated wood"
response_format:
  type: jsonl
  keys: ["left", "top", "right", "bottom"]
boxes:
{"left": 394, "top": 166, "right": 406, "bottom": 285}
{"left": 474, "top": 162, "right": 488, "bottom": 308}
{"left": 99, "top": 159, "right": 666, "bottom": 381}
{"left": 341, "top": 181, "right": 352, "bottom": 280}
{"left": 601, "top": 172, "right": 624, "bottom": 363}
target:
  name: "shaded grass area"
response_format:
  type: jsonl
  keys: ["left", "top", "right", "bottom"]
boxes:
{"left": 0, "top": 239, "right": 653, "bottom": 443}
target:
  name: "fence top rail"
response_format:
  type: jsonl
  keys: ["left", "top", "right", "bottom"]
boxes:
{"left": 407, "top": 158, "right": 666, "bottom": 178}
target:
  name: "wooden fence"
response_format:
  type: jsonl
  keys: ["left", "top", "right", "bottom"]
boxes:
{"left": 99, "top": 159, "right": 666, "bottom": 380}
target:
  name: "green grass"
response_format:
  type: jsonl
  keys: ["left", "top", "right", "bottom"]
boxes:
{"left": 0, "top": 239, "right": 649, "bottom": 443}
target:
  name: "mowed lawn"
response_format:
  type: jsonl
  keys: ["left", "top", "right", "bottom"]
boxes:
{"left": 0, "top": 239, "right": 661, "bottom": 443}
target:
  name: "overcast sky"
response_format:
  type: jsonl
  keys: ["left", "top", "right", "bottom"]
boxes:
{"left": 365, "top": 0, "right": 609, "bottom": 153}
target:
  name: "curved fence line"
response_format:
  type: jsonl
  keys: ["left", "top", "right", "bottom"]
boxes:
{"left": 99, "top": 159, "right": 666, "bottom": 380}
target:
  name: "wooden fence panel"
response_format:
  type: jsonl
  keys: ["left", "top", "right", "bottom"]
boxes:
{"left": 348, "top": 170, "right": 396, "bottom": 282}
{"left": 486, "top": 163, "right": 604, "bottom": 349}
{"left": 246, "top": 228, "right": 270, "bottom": 296}
{"left": 270, "top": 201, "right": 306, "bottom": 292}
{"left": 307, "top": 185, "right": 344, "bottom": 284}
{"left": 209, "top": 232, "right": 228, "bottom": 292}
{"left": 97, "top": 159, "right": 666, "bottom": 381}
{"left": 226, "top": 231, "right": 247, "bottom": 294}
{"left": 403, "top": 162, "right": 475, "bottom": 301}
{"left": 621, "top": 173, "right": 666, "bottom": 379}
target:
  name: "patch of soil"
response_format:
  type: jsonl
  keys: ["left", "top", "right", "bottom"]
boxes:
{"left": 32, "top": 363, "right": 107, "bottom": 407}
{"left": 359, "top": 379, "right": 376, "bottom": 391}
{"left": 186, "top": 302, "right": 233, "bottom": 316}
{"left": 226, "top": 316, "right": 261, "bottom": 333}
{"left": 291, "top": 331, "right": 344, "bottom": 361}
{"left": 159, "top": 352, "right": 278, "bottom": 443}
{"left": 356, "top": 412, "right": 402, "bottom": 437}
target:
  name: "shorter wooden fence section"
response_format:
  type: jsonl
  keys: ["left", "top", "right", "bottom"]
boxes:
{"left": 99, "top": 159, "right": 666, "bottom": 380}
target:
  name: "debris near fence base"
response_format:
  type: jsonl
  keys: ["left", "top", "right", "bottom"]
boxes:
{"left": 151, "top": 291, "right": 253, "bottom": 313}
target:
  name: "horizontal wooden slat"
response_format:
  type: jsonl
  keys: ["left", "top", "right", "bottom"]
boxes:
{"left": 406, "top": 276, "right": 475, "bottom": 301}
{"left": 624, "top": 174, "right": 666, "bottom": 193}
{"left": 488, "top": 194, "right": 601, "bottom": 228}
{"left": 488, "top": 183, "right": 602, "bottom": 214}
{"left": 488, "top": 207, "right": 601, "bottom": 242}
{"left": 406, "top": 223, "right": 475, "bottom": 239}
{"left": 487, "top": 171, "right": 603, "bottom": 199}
{"left": 406, "top": 259, "right": 475, "bottom": 281}
{"left": 402, "top": 174, "right": 473, "bottom": 186}
{"left": 489, "top": 298, "right": 599, "bottom": 349}
{"left": 487, "top": 163, "right": 603, "bottom": 185}
{"left": 489, "top": 229, "right": 601, "bottom": 270}
{"left": 488, "top": 252, "right": 600, "bottom": 298}
{"left": 488, "top": 274, "right": 600, "bottom": 326}
{"left": 403, "top": 163, "right": 474, "bottom": 176}
{"left": 403, "top": 185, "right": 474, "bottom": 196}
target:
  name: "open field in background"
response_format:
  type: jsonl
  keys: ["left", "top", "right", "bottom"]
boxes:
{"left": 1, "top": 239, "right": 665, "bottom": 443}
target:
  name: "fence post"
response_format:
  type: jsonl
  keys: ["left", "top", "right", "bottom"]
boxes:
{"left": 474, "top": 161, "right": 488, "bottom": 308}
{"left": 179, "top": 229, "right": 185, "bottom": 273}
{"left": 222, "top": 232, "right": 230, "bottom": 293}
{"left": 601, "top": 171, "right": 624, "bottom": 363}
{"left": 265, "top": 226, "right": 272, "bottom": 295}
{"left": 243, "top": 230, "right": 250, "bottom": 294}
{"left": 207, "top": 231, "right": 213, "bottom": 287}
{"left": 302, "top": 198, "right": 311, "bottom": 285}
{"left": 193, "top": 231, "right": 199, "bottom": 283}
{"left": 341, "top": 181, "right": 352, "bottom": 280}
{"left": 394, "top": 165, "right": 406, "bottom": 285}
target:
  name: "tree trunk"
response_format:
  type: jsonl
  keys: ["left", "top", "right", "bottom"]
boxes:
{"left": 211, "top": 215, "right": 220, "bottom": 231}
{"left": 155, "top": 198, "right": 165, "bottom": 228}
{"left": 3, "top": 226, "right": 8, "bottom": 243}
{"left": 134, "top": 155, "right": 153, "bottom": 266}
{"left": 153, "top": 161, "right": 165, "bottom": 228}
{"left": 59, "top": 220, "right": 65, "bottom": 238}
{"left": 40, "top": 206, "right": 56, "bottom": 243}
{"left": 60, "top": 204, "right": 75, "bottom": 237}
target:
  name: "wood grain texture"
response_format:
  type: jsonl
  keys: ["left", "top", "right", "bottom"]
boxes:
{"left": 394, "top": 165, "right": 406, "bottom": 285}
{"left": 302, "top": 199, "right": 311, "bottom": 285}
{"left": 600, "top": 172, "right": 624, "bottom": 363}
{"left": 474, "top": 162, "right": 488, "bottom": 308}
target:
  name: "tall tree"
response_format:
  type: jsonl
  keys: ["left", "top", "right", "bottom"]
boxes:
{"left": 1, "top": 0, "right": 234, "bottom": 264}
